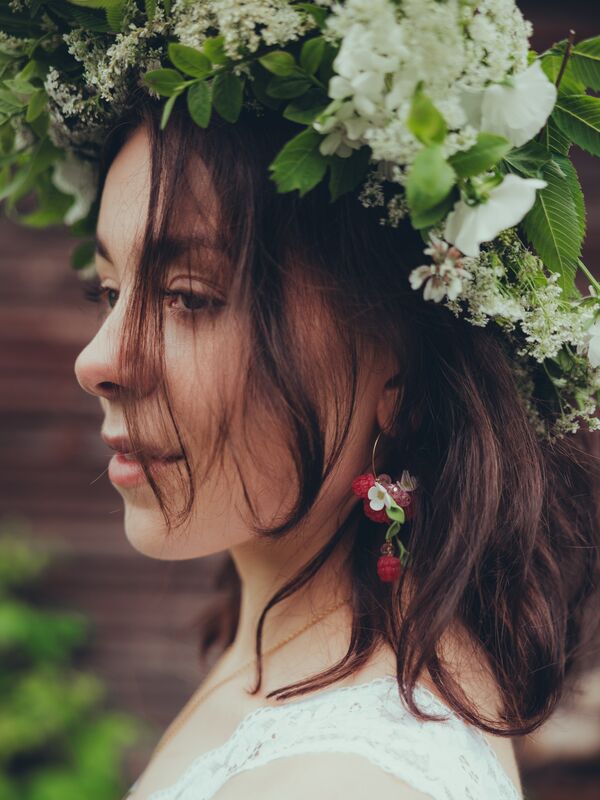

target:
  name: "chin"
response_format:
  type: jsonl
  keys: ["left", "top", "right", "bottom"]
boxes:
{"left": 121, "top": 503, "right": 179, "bottom": 560}
{"left": 120, "top": 499, "right": 240, "bottom": 561}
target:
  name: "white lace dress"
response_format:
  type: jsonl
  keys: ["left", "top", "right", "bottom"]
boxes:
{"left": 128, "top": 675, "right": 522, "bottom": 800}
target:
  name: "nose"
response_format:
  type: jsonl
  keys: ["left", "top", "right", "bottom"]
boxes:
{"left": 74, "top": 309, "right": 128, "bottom": 401}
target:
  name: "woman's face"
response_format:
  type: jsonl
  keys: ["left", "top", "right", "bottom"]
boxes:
{"left": 74, "top": 124, "right": 397, "bottom": 561}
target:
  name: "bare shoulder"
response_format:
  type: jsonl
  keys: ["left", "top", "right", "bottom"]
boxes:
{"left": 214, "top": 752, "right": 433, "bottom": 800}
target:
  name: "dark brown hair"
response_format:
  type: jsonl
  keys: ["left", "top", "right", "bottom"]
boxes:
{"left": 92, "top": 89, "right": 600, "bottom": 737}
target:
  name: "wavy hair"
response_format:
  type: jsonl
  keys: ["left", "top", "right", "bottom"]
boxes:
{"left": 92, "top": 90, "right": 600, "bottom": 737}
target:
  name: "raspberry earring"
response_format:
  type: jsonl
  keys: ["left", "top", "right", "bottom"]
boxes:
{"left": 351, "top": 431, "right": 418, "bottom": 583}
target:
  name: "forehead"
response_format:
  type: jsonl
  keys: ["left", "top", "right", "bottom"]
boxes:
{"left": 96, "top": 124, "right": 223, "bottom": 273}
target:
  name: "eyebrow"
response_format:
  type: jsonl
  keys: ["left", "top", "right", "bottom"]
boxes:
{"left": 94, "top": 231, "right": 227, "bottom": 266}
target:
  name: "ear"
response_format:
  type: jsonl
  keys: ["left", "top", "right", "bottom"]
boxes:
{"left": 376, "top": 369, "right": 404, "bottom": 436}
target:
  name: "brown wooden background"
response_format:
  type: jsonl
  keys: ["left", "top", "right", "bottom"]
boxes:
{"left": 1, "top": 2, "right": 599, "bottom": 797}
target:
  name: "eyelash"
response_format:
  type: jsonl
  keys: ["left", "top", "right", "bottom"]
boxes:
{"left": 82, "top": 278, "right": 223, "bottom": 318}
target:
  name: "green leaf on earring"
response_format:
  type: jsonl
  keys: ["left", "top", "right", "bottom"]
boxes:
{"left": 386, "top": 502, "right": 405, "bottom": 524}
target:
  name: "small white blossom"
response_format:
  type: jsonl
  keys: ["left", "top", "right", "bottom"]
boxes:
{"left": 409, "top": 235, "right": 474, "bottom": 302}
{"left": 317, "top": 0, "right": 533, "bottom": 181}
{"left": 367, "top": 481, "right": 393, "bottom": 511}
{"left": 172, "top": 0, "right": 316, "bottom": 58}
{"left": 444, "top": 174, "right": 547, "bottom": 257}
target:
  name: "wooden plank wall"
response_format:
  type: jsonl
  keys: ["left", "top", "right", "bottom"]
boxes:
{"left": 1, "top": 1, "right": 599, "bottom": 794}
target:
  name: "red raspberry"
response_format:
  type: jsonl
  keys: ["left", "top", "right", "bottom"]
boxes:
{"left": 362, "top": 498, "right": 389, "bottom": 524}
{"left": 351, "top": 473, "right": 375, "bottom": 499}
{"left": 377, "top": 554, "right": 401, "bottom": 582}
{"left": 388, "top": 486, "right": 412, "bottom": 507}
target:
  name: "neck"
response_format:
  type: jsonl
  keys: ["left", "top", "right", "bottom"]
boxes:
{"left": 226, "top": 512, "right": 356, "bottom": 671}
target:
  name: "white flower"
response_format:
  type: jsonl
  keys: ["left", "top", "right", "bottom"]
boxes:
{"left": 314, "top": 100, "right": 369, "bottom": 157}
{"left": 409, "top": 235, "right": 473, "bottom": 302}
{"left": 367, "top": 481, "right": 393, "bottom": 511}
{"left": 460, "top": 60, "right": 557, "bottom": 147}
{"left": 443, "top": 174, "right": 547, "bottom": 257}
{"left": 50, "top": 151, "right": 98, "bottom": 225}
{"left": 579, "top": 319, "right": 600, "bottom": 369}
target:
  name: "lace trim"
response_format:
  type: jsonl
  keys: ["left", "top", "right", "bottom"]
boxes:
{"left": 145, "top": 676, "right": 521, "bottom": 800}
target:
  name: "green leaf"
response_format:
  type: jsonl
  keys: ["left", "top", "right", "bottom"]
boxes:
{"left": 553, "top": 153, "right": 586, "bottom": 242}
{"left": 282, "top": 89, "right": 328, "bottom": 124}
{"left": 407, "top": 82, "right": 447, "bottom": 145}
{"left": 268, "top": 128, "right": 328, "bottom": 196}
{"left": 327, "top": 146, "right": 372, "bottom": 202}
{"left": 539, "top": 116, "right": 571, "bottom": 155}
{"left": 0, "top": 135, "right": 59, "bottom": 202}
{"left": 3, "top": 76, "right": 36, "bottom": 96}
{"left": 318, "top": 41, "right": 338, "bottom": 85}
{"left": 296, "top": 3, "right": 329, "bottom": 28}
{"left": 405, "top": 144, "right": 456, "bottom": 217}
{"left": 25, "top": 88, "right": 46, "bottom": 122}
{"left": 266, "top": 73, "right": 312, "bottom": 99}
{"left": 186, "top": 80, "right": 212, "bottom": 128}
{"left": 449, "top": 133, "right": 511, "bottom": 178}
{"left": 552, "top": 94, "right": 600, "bottom": 157}
{"left": 106, "top": 0, "right": 128, "bottom": 31}
{"left": 258, "top": 50, "right": 297, "bottom": 77}
{"left": 410, "top": 190, "right": 457, "bottom": 230}
{"left": 502, "top": 140, "right": 552, "bottom": 177}
{"left": 300, "top": 36, "right": 325, "bottom": 75}
{"left": 13, "top": 171, "right": 74, "bottom": 227}
{"left": 570, "top": 36, "right": 600, "bottom": 91}
{"left": 142, "top": 68, "right": 184, "bottom": 96}
{"left": 70, "top": 0, "right": 129, "bottom": 31}
{"left": 212, "top": 71, "right": 243, "bottom": 123}
{"left": 249, "top": 67, "right": 283, "bottom": 110}
{"left": 520, "top": 158, "right": 582, "bottom": 293}
{"left": 159, "top": 92, "right": 178, "bottom": 130}
{"left": 145, "top": 0, "right": 157, "bottom": 21}
{"left": 203, "top": 36, "right": 228, "bottom": 65}
{"left": 71, "top": 239, "right": 96, "bottom": 271}
{"left": 385, "top": 503, "right": 405, "bottom": 524}
{"left": 168, "top": 43, "right": 211, "bottom": 78}
{"left": 540, "top": 54, "right": 586, "bottom": 95}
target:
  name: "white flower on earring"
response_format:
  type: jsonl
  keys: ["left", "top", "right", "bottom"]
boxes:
{"left": 367, "top": 481, "right": 393, "bottom": 511}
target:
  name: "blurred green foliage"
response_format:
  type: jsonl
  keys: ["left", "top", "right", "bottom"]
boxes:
{"left": 0, "top": 516, "right": 144, "bottom": 800}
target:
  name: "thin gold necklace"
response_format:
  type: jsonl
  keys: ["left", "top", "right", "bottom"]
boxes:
{"left": 144, "top": 596, "right": 350, "bottom": 767}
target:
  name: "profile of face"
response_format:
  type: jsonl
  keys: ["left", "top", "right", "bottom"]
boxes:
{"left": 74, "top": 124, "right": 399, "bottom": 563}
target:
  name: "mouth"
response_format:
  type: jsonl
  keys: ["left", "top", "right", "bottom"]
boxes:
{"left": 108, "top": 451, "right": 184, "bottom": 489}
{"left": 119, "top": 452, "right": 184, "bottom": 463}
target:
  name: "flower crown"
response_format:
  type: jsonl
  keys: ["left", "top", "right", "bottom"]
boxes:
{"left": 1, "top": 1, "right": 600, "bottom": 439}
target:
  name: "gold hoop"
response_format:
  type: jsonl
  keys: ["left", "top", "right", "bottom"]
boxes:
{"left": 371, "top": 384, "right": 404, "bottom": 479}
{"left": 371, "top": 430, "right": 383, "bottom": 479}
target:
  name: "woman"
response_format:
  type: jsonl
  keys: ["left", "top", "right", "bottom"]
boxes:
{"left": 1, "top": 1, "right": 597, "bottom": 797}
{"left": 73, "top": 96, "right": 599, "bottom": 800}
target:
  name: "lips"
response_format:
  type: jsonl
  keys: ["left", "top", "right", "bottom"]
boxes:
{"left": 101, "top": 433, "right": 184, "bottom": 462}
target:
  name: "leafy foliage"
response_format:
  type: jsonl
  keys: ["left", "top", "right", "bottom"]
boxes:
{"left": 0, "top": 2, "right": 599, "bottom": 438}
{"left": 0, "top": 517, "right": 144, "bottom": 800}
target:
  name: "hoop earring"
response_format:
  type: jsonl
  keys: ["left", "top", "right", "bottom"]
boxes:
{"left": 351, "top": 431, "right": 419, "bottom": 583}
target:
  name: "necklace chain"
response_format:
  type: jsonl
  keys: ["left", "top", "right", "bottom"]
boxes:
{"left": 145, "top": 596, "right": 350, "bottom": 766}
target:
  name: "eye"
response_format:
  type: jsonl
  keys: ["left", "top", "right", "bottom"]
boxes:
{"left": 163, "top": 289, "right": 224, "bottom": 315}
{"left": 81, "top": 278, "right": 224, "bottom": 318}
{"left": 82, "top": 279, "right": 118, "bottom": 309}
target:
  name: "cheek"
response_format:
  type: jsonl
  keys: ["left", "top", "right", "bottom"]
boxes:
{"left": 161, "top": 318, "right": 244, "bottom": 461}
